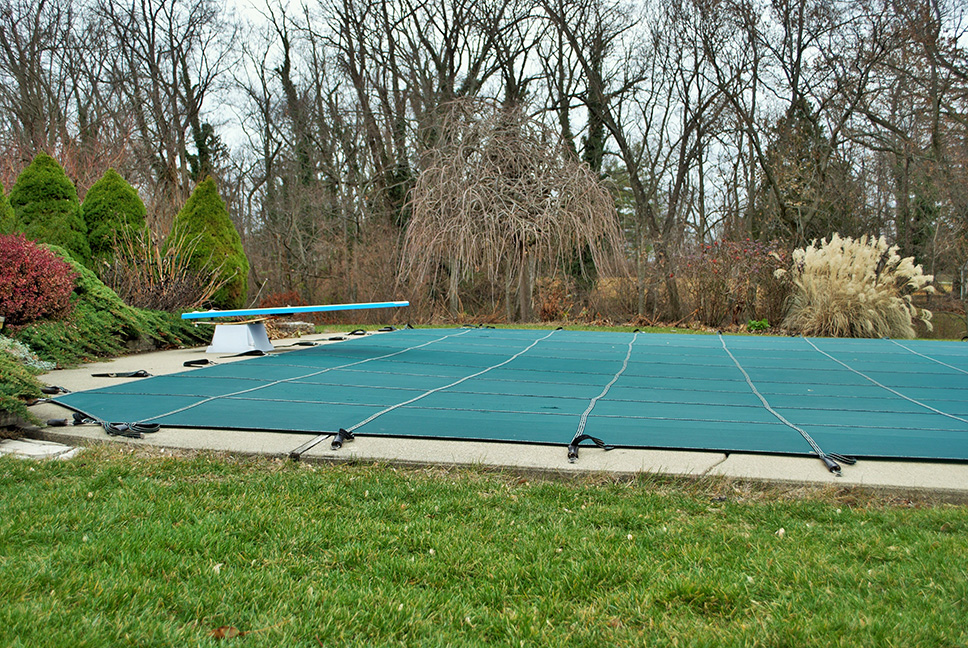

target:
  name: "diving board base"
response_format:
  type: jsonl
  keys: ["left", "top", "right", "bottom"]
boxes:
{"left": 207, "top": 321, "right": 275, "bottom": 354}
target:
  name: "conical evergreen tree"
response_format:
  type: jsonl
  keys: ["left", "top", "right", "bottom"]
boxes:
{"left": 752, "top": 99, "right": 861, "bottom": 244}
{"left": 9, "top": 152, "right": 90, "bottom": 264}
{"left": 170, "top": 176, "right": 248, "bottom": 308}
{"left": 0, "top": 182, "right": 15, "bottom": 234}
{"left": 82, "top": 168, "right": 148, "bottom": 263}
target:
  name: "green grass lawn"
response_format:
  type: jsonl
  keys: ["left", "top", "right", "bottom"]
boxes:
{"left": 1, "top": 448, "right": 965, "bottom": 647}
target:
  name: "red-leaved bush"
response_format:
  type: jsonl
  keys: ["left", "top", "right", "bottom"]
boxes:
{"left": 0, "top": 234, "right": 77, "bottom": 325}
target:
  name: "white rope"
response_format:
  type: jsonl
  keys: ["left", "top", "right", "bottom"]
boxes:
{"left": 145, "top": 329, "right": 474, "bottom": 422}
{"left": 887, "top": 339, "right": 968, "bottom": 375}
{"left": 575, "top": 331, "right": 638, "bottom": 437}
{"left": 802, "top": 337, "right": 968, "bottom": 426}
{"left": 719, "top": 334, "right": 829, "bottom": 458}
{"left": 347, "top": 329, "right": 559, "bottom": 433}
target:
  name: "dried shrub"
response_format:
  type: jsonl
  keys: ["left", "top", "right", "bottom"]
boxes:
{"left": 587, "top": 276, "right": 639, "bottom": 323}
{"left": 0, "top": 233, "right": 77, "bottom": 325}
{"left": 100, "top": 229, "right": 229, "bottom": 312}
{"left": 779, "top": 233, "right": 934, "bottom": 338}
{"left": 755, "top": 249, "right": 794, "bottom": 327}
{"left": 679, "top": 244, "right": 731, "bottom": 326}
{"left": 536, "top": 277, "right": 577, "bottom": 321}
{"left": 341, "top": 218, "right": 413, "bottom": 325}
{"left": 258, "top": 291, "right": 308, "bottom": 309}
{"left": 679, "top": 240, "right": 790, "bottom": 327}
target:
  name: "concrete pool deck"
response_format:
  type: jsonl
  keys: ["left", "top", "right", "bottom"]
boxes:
{"left": 17, "top": 330, "right": 968, "bottom": 502}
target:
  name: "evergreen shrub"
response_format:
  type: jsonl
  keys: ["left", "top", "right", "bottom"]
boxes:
{"left": 779, "top": 233, "right": 934, "bottom": 338}
{"left": 170, "top": 177, "right": 248, "bottom": 309}
{"left": 82, "top": 168, "right": 148, "bottom": 264}
{"left": 0, "top": 234, "right": 77, "bottom": 325}
{"left": 8, "top": 153, "right": 90, "bottom": 264}
{"left": 0, "top": 182, "right": 15, "bottom": 234}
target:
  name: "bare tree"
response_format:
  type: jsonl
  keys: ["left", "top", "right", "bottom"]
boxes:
{"left": 701, "top": 0, "right": 899, "bottom": 246}
{"left": 405, "top": 100, "right": 624, "bottom": 320}
{"left": 96, "top": 0, "right": 237, "bottom": 232}
{"left": 849, "top": 0, "right": 968, "bottom": 275}
{"left": 543, "top": 0, "right": 730, "bottom": 318}
{"left": 0, "top": 0, "right": 131, "bottom": 194}
{"left": 0, "top": 0, "right": 76, "bottom": 151}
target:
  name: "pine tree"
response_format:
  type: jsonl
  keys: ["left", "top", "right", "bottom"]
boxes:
{"left": 8, "top": 152, "right": 90, "bottom": 264}
{"left": 82, "top": 168, "right": 148, "bottom": 263}
{"left": 0, "top": 182, "right": 15, "bottom": 235}
{"left": 752, "top": 99, "right": 862, "bottom": 245}
{"left": 170, "top": 176, "right": 248, "bottom": 308}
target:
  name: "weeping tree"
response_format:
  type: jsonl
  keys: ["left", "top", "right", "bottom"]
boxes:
{"left": 405, "top": 100, "right": 625, "bottom": 320}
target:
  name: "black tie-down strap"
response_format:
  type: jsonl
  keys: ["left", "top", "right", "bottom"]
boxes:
{"left": 102, "top": 421, "right": 161, "bottom": 438}
{"left": 567, "top": 434, "right": 614, "bottom": 463}
{"left": 328, "top": 330, "right": 367, "bottom": 341}
{"left": 820, "top": 452, "right": 858, "bottom": 473}
{"left": 51, "top": 413, "right": 161, "bottom": 439}
{"left": 184, "top": 358, "right": 216, "bottom": 367}
{"left": 91, "top": 370, "right": 152, "bottom": 378}
{"left": 221, "top": 349, "right": 267, "bottom": 358}
{"left": 331, "top": 428, "right": 355, "bottom": 450}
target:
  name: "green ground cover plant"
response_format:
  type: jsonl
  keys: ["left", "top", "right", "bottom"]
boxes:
{"left": 0, "top": 244, "right": 208, "bottom": 420}
{"left": 10, "top": 245, "right": 207, "bottom": 367}
{"left": 0, "top": 448, "right": 964, "bottom": 647}
{"left": 0, "top": 348, "right": 43, "bottom": 423}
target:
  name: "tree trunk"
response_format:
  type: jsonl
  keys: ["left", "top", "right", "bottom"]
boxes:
{"left": 517, "top": 252, "right": 534, "bottom": 321}
{"left": 655, "top": 239, "right": 682, "bottom": 320}
{"left": 449, "top": 257, "right": 460, "bottom": 317}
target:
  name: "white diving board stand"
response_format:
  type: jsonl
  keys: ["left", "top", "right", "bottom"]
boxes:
{"left": 181, "top": 301, "right": 410, "bottom": 354}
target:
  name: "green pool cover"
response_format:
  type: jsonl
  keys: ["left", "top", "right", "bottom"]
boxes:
{"left": 54, "top": 328, "right": 968, "bottom": 465}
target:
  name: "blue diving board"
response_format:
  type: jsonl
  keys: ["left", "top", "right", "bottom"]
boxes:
{"left": 182, "top": 301, "right": 410, "bottom": 353}
{"left": 181, "top": 300, "right": 410, "bottom": 320}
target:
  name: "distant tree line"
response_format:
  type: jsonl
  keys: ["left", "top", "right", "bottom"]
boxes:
{"left": 1, "top": 0, "right": 966, "bottom": 321}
